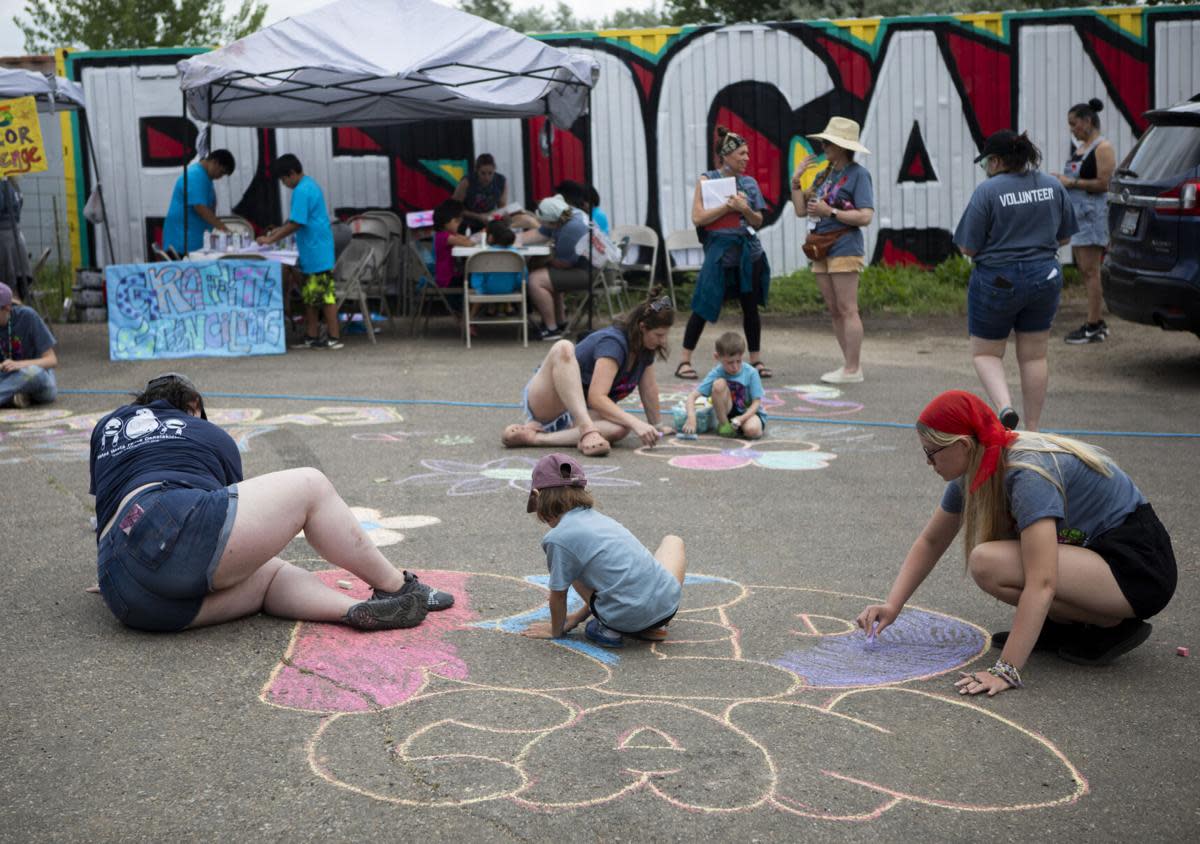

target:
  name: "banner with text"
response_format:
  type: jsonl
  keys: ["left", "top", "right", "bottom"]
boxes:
{"left": 106, "top": 260, "right": 286, "bottom": 360}
{"left": 0, "top": 96, "right": 47, "bottom": 176}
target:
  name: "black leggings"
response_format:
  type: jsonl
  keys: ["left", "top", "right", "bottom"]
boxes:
{"left": 683, "top": 260, "right": 764, "bottom": 353}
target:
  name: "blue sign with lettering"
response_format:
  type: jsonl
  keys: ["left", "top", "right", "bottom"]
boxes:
{"left": 106, "top": 260, "right": 286, "bottom": 360}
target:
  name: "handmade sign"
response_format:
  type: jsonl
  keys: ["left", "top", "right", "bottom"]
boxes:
{"left": 0, "top": 96, "right": 47, "bottom": 176}
{"left": 106, "top": 260, "right": 285, "bottom": 360}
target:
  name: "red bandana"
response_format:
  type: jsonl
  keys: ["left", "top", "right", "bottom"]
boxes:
{"left": 917, "top": 390, "right": 1017, "bottom": 492}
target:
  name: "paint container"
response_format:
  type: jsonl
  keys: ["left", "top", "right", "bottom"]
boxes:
{"left": 214, "top": 231, "right": 229, "bottom": 251}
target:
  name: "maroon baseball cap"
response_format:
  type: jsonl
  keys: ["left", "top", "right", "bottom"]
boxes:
{"left": 526, "top": 452, "right": 588, "bottom": 512}
{"left": 0, "top": 282, "right": 12, "bottom": 308}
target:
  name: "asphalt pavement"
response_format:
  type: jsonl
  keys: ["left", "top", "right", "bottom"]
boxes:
{"left": 2, "top": 302, "right": 1197, "bottom": 842}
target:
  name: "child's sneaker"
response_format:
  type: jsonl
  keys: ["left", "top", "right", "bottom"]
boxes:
{"left": 344, "top": 593, "right": 428, "bottom": 630}
{"left": 312, "top": 336, "right": 344, "bottom": 350}
{"left": 585, "top": 619, "right": 624, "bottom": 648}
{"left": 11, "top": 392, "right": 31, "bottom": 409}
{"left": 372, "top": 570, "right": 455, "bottom": 611}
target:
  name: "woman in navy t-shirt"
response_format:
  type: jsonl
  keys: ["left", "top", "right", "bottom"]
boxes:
{"left": 89, "top": 373, "right": 454, "bottom": 633}
{"left": 858, "top": 391, "right": 1175, "bottom": 697}
{"left": 501, "top": 290, "right": 676, "bottom": 457}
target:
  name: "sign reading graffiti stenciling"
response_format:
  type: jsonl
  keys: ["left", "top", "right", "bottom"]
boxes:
{"left": 0, "top": 96, "right": 47, "bottom": 177}
{"left": 105, "top": 260, "right": 286, "bottom": 361}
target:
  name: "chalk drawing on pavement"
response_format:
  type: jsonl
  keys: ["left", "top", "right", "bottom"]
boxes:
{"left": 394, "top": 456, "right": 640, "bottom": 496}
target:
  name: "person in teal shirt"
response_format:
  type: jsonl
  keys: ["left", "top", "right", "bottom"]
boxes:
{"left": 161, "top": 150, "right": 236, "bottom": 256}
{"left": 257, "top": 154, "right": 342, "bottom": 350}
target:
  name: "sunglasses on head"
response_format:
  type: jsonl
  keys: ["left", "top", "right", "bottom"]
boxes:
{"left": 145, "top": 372, "right": 206, "bottom": 420}
{"left": 648, "top": 296, "right": 673, "bottom": 313}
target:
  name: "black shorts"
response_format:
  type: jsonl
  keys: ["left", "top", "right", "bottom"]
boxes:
{"left": 589, "top": 593, "right": 678, "bottom": 636}
{"left": 1091, "top": 503, "right": 1176, "bottom": 619}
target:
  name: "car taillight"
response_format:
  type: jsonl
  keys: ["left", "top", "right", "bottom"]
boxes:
{"left": 1158, "top": 179, "right": 1200, "bottom": 216}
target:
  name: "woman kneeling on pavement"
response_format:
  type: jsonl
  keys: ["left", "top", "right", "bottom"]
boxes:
{"left": 857, "top": 390, "right": 1175, "bottom": 697}
{"left": 90, "top": 373, "right": 454, "bottom": 632}
{"left": 502, "top": 290, "right": 676, "bottom": 457}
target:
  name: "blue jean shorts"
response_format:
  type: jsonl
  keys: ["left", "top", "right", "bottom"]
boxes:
{"left": 522, "top": 369, "right": 573, "bottom": 433}
{"left": 96, "top": 482, "right": 239, "bottom": 632}
{"left": 967, "top": 259, "right": 1063, "bottom": 340}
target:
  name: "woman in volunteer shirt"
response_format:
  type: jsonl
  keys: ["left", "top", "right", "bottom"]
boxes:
{"left": 791, "top": 117, "right": 874, "bottom": 385}
{"left": 954, "top": 130, "right": 1077, "bottom": 432}
{"left": 89, "top": 373, "right": 454, "bottom": 633}
{"left": 858, "top": 390, "right": 1175, "bottom": 697}
{"left": 501, "top": 291, "right": 676, "bottom": 457}
{"left": 673, "top": 126, "right": 772, "bottom": 382}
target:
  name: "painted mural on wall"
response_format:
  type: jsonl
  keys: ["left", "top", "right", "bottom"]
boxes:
{"left": 63, "top": 7, "right": 1200, "bottom": 270}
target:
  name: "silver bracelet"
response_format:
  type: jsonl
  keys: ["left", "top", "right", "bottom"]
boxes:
{"left": 987, "top": 659, "right": 1023, "bottom": 688}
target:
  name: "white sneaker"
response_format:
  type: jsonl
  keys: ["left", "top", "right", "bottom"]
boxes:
{"left": 820, "top": 367, "right": 864, "bottom": 384}
{"left": 11, "top": 392, "right": 32, "bottom": 409}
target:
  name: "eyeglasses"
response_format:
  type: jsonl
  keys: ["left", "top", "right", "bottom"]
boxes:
{"left": 922, "top": 443, "right": 950, "bottom": 461}
{"left": 648, "top": 296, "right": 673, "bottom": 313}
{"left": 145, "top": 372, "right": 206, "bottom": 420}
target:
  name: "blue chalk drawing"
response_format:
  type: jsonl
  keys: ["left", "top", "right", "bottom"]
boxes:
{"left": 772, "top": 608, "right": 986, "bottom": 688}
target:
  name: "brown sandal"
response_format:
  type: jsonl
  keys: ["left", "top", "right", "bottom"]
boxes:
{"left": 577, "top": 427, "right": 611, "bottom": 457}
{"left": 752, "top": 361, "right": 773, "bottom": 379}
{"left": 674, "top": 361, "right": 699, "bottom": 380}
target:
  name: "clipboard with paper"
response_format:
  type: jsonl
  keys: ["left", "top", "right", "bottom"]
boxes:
{"left": 700, "top": 176, "right": 742, "bottom": 231}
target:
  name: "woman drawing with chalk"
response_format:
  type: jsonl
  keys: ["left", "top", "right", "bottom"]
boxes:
{"left": 857, "top": 390, "right": 1176, "bottom": 697}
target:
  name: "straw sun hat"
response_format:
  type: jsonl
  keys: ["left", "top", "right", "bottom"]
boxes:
{"left": 807, "top": 117, "right": 871, "bottom": 155}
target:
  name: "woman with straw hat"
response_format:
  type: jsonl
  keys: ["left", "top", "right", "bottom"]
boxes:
{"left": 791, "top": 117, "right": 875, "bottom": 384}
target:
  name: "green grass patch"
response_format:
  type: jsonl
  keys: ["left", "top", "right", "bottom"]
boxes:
{"left": 30, "top": 261, "right": 74, "bottom": 322}
{"left": 663, "top": 256, "right": 1082, "bottom": 317}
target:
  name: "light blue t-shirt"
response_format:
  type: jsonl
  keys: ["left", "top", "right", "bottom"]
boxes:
{"left": 697, "top": 362, "right": 765, "bottom": 416}
{"left": 954, "top": 171, "right": 1078, "bottom": 268}
{"left": 811, "top": 161, "right": 875, "bottom": 258}
{"left": 592, "top": 206, "right": 610, "bottom": 235}
{"left": 542, "top": 507, "right": 681, "bottom": 633}
{"left": 940, "top": 449, "right": 1146, "bottom": 546}
{"left": 162, "top": 163, "right": 216, "bottom": 255}
{"left": 468, "top": 246, "right": 523, "bottom": 294}
{"left": 289, "top": 175, "right": 335, "bottom": 274}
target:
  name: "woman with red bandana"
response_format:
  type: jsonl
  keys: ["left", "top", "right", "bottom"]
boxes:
{"left": 857, "top": 390, "right": 1175, "bottom": 697}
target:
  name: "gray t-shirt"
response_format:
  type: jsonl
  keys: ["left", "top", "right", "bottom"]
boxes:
{"left": 954, "top": 171, "right": 1078, "bottom": 268}
{"left": 940, "top": 449, "right": 1146, "bottom": 546}
{"left": 811, "top": 161, "right": 875, "bottom": 258}
{"left": 540, "top": 207, "right": 590, "bottom": 268}
{"left": 542, "top": 507, "right": 681, "bottom": 633}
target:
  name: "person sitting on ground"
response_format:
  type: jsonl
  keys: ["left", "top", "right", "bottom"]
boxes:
{"left": 258, "top": 154, "right": 343, "bottom": 350}
{"left": 501, "top": 290, "right": 676, "bottom": 457}
{"left": 857, "top": 390, "right": 1176, "bottom": 698}
{"left": 89, "top": 372, "right": 455, "bottom": 633}
{"left": 683, "top": 331, "right": 765, "bottom": 439}
{"left": 519, "top": 194, "right": 592, "bottom": 341}
{"left": 520, "top": 452, "right": 687, "bottom": 648}
{"left": 0, "top": 281, "right": 57, "bottom": 409}
{"left": 161, "top": 149, "right": 236, "bottom": 257}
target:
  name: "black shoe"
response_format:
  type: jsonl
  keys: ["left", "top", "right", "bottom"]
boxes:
{"left": 1064, "top": 321, "right": 1108, "bottom": 345}
{"left": 1056, "top": 619, "right": 1152, "bottom": 666}
{"left": 537, "top": 326, "right": 565, "bottom": 342}
{"left": 998, "top": 406, "right": 1019, "bottom": 430}
{"left": 344, "top": 593, "right": 428, "bottom": 630}
{"left": 372, "top": 570, "right": 455, "bottom": 611}
{"left": 992, "top": 618, "right": 1082, "bottom": 651}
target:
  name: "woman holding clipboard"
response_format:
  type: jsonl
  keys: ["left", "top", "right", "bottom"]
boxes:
{"left": 673, "top": 126, "right": 773, "bottom": 381}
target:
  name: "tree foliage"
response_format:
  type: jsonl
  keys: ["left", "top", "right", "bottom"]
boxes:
{"left": 15, "top": 0, "right": 267, "bottom": 53}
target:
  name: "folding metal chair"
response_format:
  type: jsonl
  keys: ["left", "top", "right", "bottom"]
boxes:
{"left": 219, "top": 215, "right": 255, "bottom": 237}
{"left": 612, "top": 224, "right": 663, "bottom": 306}
{"left": 665, "top": 229, "right": 704, "bottom": 305}
{"left": 463, "top": 250, "right": 528, "bottom": 348}
{"left": 406, "top": 242, "right": 459, "bottom": 336}
{"left": 348, "top": 215, "right": 396, "bottom": 331}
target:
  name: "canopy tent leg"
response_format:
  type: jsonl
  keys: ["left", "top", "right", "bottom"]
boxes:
{"left": 80, "top": 111, "right": 115, "bottom": 265}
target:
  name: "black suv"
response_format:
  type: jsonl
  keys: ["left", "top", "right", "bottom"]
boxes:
{"left": 1103, "top": 96, "right": 1200, "bottom": 335}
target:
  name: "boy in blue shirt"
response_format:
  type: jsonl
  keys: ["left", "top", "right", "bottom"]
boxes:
{"left": 257, "top": 154, "right": 343, "bottom": 350}
{"left": 683, "top": 331, "right": 765, "bottom": 438}
{"left": 0, "top": 281, "right": 57, "bottom": 408}
{"left": 520, "top": 453, "right": 687, "bottom": 649}
{"left": 468, "top": 219, "right": 523, "bottom": 295}
{"left": 161, "top": 149, "right": 236, "bottom": 256}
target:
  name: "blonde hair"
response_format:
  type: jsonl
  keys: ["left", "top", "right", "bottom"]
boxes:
{"left": 917, "top": 424, "right": 1113, "bottom": 565}
{"left": 534, "top": 485, "right": 595, "bottom": 524}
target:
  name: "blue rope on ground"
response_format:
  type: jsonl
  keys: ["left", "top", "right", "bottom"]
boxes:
{"left": 56, "top": 389, "right": 1200, "bottom": 439}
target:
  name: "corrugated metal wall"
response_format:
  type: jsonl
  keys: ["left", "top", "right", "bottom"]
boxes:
{"left": 64, "top": 7, "right": 1200, "bottom": 269}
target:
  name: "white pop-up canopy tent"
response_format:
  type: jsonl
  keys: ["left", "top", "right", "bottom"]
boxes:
{"left": 176, "top": 0, "right": 598, "bottom": 129}
{"left": 0, "top": 68, "right": 86, "bottom": 113}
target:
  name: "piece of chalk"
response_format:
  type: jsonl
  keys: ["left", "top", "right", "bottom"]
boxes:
{"left": 676, "top": 432, "right": 698, "bottom": 440}
{"left": 1178, "top": 647, "right": 1190, "bottom": 657}
{"left": 336, "top": 579, "right": 353, "bottom": 589}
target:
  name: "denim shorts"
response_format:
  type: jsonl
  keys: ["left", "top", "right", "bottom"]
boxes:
{"left": 1069, "top": 191, "right": 1109, "bottom": 248}
{"left": 96, "top": 482, "right": 239, "bottom": 632}
{"left": 522, "top": 369, "right": 573, "bottom": 433}
{"left": 967, "top": 259, "right": 1062, "bottom": 340}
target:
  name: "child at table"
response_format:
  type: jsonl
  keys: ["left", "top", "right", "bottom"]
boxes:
{"left": 683, "top": 331, "right": 765, "bottom": 438}
{"left": 470, "top": 221, "right": 524, "bottom": 317}
{"left": 433, "top": 200, "right": 475, "bottom": 290}
{"left": 520, "top": 453, "right": 687, "bottom": 649}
